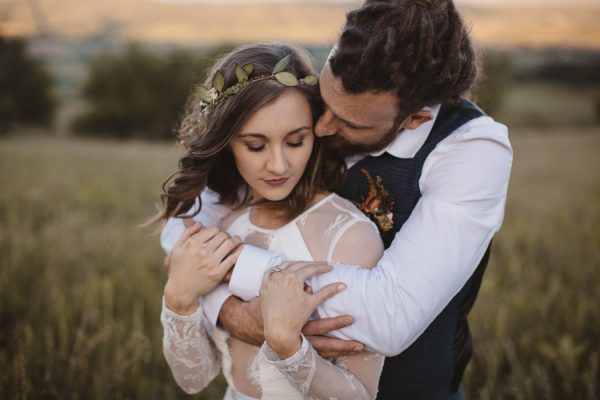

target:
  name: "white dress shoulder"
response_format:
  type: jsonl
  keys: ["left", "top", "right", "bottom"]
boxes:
{"left": 161, "top": 193, "right": 385, "bottom": 400}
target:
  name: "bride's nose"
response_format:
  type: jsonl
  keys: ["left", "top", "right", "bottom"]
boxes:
{"left": 266, "top": 146, "right": 288, "bottom": 175}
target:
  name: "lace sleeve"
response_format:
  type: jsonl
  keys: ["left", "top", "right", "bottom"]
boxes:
{"left": 261, "top": 334, "right": 384, "bottom": 399}
{"left": 329, "top": 219, "right": 383, "bottom": 268}
{"left": 161, "top": 297, "right": 222, "bottom": 394}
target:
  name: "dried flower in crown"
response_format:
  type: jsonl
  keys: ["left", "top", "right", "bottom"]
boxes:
{"left": 195, "top": 55, "right": 318, "bottom": 117}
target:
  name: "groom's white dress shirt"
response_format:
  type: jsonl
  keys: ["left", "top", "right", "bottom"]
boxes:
{"left": 161, "top": 104, "right": 513, "bottom": 356}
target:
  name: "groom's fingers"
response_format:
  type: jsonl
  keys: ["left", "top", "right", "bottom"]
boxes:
{"left": 306, "top": 336, "right": 365, "bottom": 359}
{"left": 302, "top": 315, "right": 355, "bottom": 336}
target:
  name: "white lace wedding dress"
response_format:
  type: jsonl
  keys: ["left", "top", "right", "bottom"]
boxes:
{"left": 161, "top": 193, "right": 385, "bottom": 400}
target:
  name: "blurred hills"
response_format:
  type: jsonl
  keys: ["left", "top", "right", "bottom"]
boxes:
{"left": 1, "top": 0, "right": 599, "bottom": 49}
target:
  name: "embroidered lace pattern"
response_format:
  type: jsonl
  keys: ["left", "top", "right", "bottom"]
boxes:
{"left": 162, "top": 193, "right": 385, "bottom": 399}
{"left": 161, "top": 298, "right": 224, "bottom": 394}
{"left": 261, "top": 334, "right": 384, "bottom": 400}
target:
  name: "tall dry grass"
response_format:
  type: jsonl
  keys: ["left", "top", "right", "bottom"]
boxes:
{"left": 0, "top": 130, "right": 598, "bottom": 399}
{"left": 0, "top": 137, "right": 224, "bottom": 399}
{"left": 465, "top": 129, "right": 600, "bottom": 399}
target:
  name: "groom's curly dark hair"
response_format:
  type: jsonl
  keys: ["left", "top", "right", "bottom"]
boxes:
{"left": 329, "top": 0, "right": 478, "bottom": 119}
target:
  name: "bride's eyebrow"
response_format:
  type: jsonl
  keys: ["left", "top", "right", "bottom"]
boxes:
{"left": 238, "top": 126, "right": 311, "bottom": 138}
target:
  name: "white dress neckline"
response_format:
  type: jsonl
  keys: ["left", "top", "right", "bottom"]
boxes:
{"left": 245, "top": 192, "right": 336, "bottom": 234}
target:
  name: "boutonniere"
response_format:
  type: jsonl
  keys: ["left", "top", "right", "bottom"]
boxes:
{"left": 357, "top": 169, "right": 395, "bottom": 232}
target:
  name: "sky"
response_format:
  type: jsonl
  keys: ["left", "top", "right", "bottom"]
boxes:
{"left": 152, "top": 0, "right": 598, "bottom": 4}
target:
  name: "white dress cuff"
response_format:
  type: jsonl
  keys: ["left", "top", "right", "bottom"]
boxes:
{"left": 228, "top": 245, "right": 284, "bottom": 301}
{"left": 202, "top": 284, "right": 232, "bottom": 328}
{"left": 260, "top": 333, "right": 309, "bottom": 368}
{"left": 161, "top": 296, "right": 204, "bottom": 321}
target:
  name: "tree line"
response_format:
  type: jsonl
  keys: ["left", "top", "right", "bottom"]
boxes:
{"left": 2, "top": 37, "right": 598, "bottom": 139}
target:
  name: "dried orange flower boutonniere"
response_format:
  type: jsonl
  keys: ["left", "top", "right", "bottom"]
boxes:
{"left": 358, "top": 169, "right": 395, "bottom": 232}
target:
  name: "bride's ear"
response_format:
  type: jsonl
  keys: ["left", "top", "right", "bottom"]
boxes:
{"left": 401, "top": 110, "right": 434, "bottom": 130}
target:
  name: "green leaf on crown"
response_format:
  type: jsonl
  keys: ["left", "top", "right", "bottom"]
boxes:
{"left": 196, "top": 85, "right": 211, "bottom": 102}
{"left": 274, "top": 72, "right": 299, "bottom": 86}
{"left": 243, "top": 63, "right": 254, "bottom": 75}
{"left": 212, "top": 71, "right": 225, "bottom": 92}
{"left": 273, "top": 55, "right": 291, "bottom": 75}
{"left": 236, "top": 64, "right": 248, "bottom": 83}
{"left": 303, "top": 75, "right": 318, "bottom": 86}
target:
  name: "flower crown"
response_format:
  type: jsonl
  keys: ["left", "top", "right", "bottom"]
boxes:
{"left": 195, "top": 55, "right": 318, "bottom": 116}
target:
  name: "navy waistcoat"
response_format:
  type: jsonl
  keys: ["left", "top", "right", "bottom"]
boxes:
{"left": 337, "top": 100, "right": 491, "bottom": 400}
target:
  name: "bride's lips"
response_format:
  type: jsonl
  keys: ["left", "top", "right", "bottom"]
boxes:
{"left": 263, "top": 178, "right": 289, "bottom": 187}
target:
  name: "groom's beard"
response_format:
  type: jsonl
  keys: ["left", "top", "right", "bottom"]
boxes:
{"left": 322, "top": 125, "right": 403, "bottom": 158}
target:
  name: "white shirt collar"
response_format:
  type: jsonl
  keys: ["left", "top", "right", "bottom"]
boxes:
{"left": 369, "top": 104, "right": 441, "bottom": 159}
{"left": 345, "top": 104, "right": 441, "bottom": 168}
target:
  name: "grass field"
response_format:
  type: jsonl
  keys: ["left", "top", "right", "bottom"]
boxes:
{"left": 1, "top": 129, "right": 599, "bottom": 399}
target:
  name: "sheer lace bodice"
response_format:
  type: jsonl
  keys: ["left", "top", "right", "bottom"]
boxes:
{"left": 161, "top": 193, "right": 385, "bottom": 399}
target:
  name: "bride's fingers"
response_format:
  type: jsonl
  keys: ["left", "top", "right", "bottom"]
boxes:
{"left": 283, "top": 261, "right": 329, "bottom": 274}
{"left": 171, "top": 222, "right": 203, "bottom": 254}
{"left": 293, "top": 262, "right": 333, "bottom": 282}
{"left": 302, "top": 315, "right": 355, "bottom": 336}
{"left": 218, "top": 245, "right": 243, "bottom": 277}
{"left": 212, "top": 236, "right": 241, "bottom": 267}
{"left": 188, "top": 226, "right": 221, "bottom": 245}
{"left": 164, "top": 254, "right": 171, "bottom": 271}
{"left": 311, "top": 282, "right": 346, "bottom": 309}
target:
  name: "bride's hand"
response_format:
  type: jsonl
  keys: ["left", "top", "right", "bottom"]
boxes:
{"left": 164, "top": 222, "right": 242, "bottom": 315}
{"left": 260, "top": 261, "right": 346, "bottom": 359}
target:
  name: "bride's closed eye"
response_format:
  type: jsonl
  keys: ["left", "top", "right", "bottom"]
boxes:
{"left": 287, "top": 138, "right": 305, "bottom": 148}
{"left": 244, "top": 142, "right": 266, "bottom": 152}
{"left": 286, "top": 133, "right": 307, "bottom": 148}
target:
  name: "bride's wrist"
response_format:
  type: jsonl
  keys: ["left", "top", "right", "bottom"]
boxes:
{"left": 266, "top": 332, "right": 302, "bottom": 359}
{"left": 164, "top": 282, "right": 198, "bottom": 315}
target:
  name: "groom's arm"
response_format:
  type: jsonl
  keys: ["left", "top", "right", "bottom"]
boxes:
{"left": 226, "top": 122, "right": 513, "bottom": 356}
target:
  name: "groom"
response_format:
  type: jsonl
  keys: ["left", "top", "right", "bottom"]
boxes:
{"left": 163, "top": 0, "right": 512, "bottom": 398}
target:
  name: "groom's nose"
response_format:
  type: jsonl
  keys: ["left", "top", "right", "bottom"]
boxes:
{"left": 315, "top": 108, "right": 338, "bottom": 137}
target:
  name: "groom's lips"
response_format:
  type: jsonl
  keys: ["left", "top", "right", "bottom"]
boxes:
{"left": 264, "top": 178, "right": 289, "bottom": 187}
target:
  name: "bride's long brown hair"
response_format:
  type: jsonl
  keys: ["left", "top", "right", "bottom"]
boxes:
{"left": 155, "top": 43, "right": 345, "bottom": 223}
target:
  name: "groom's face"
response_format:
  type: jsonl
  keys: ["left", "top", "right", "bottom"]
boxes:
{"left": 315, "top": 63, "right": 403, "bottom": 156}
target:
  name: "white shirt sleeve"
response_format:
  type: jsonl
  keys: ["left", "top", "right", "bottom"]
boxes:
{"left": 228, "top": 246, "right": 286, "bottom": 300}
{"left": 160, "top": 188, "right": 235, "bottom": 327}
{"left": 228, "top": 118, "right": 513, "bottom": 356}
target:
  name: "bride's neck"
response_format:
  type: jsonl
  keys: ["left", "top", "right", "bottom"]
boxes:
{"left": 249, "top": 192, "right": 329, "bottom": 230}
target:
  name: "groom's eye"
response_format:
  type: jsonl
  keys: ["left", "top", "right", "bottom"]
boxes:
{"left": 344, "top": 121, "right": 361, "bottom": 130}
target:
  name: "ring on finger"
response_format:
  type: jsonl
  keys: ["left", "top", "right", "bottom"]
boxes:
{"left": 271, "top": 265, "right": 282, "bottom": 273}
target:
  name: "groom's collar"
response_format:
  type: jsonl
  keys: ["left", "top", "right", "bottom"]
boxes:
{"left": 369, "top": 104, "right": 441, "bottom": 159}
{"left": 345, "top": 104, "right": 442, "bottom": 168}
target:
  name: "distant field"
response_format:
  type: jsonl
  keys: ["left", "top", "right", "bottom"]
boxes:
{"left": 495, "top": 83, "right": 600, "bottom": 127}
{"left": 2, "top": 1, "right": 600, "bottom": 48}
{"left": 1, "top": 130, "right": 599, "bottom": 399}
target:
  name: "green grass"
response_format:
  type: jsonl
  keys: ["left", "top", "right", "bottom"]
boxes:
{"left": 1, "top": 130, "right": 599, "bottom": 399}
{"left": 494, "top": 83, "right": 600, "bottom": 127}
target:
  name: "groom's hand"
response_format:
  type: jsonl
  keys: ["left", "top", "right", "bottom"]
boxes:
{"left": 303, "top": 316, "right": 365, "bottom": 358}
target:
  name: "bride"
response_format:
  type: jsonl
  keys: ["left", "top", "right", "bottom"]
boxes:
{"left": 156, "top": 43, "right": 385, "bottom": 400}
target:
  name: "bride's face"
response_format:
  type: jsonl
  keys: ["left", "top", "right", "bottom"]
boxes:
{"left": 229, "top": 90, "right": 315, "bottom": 202}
